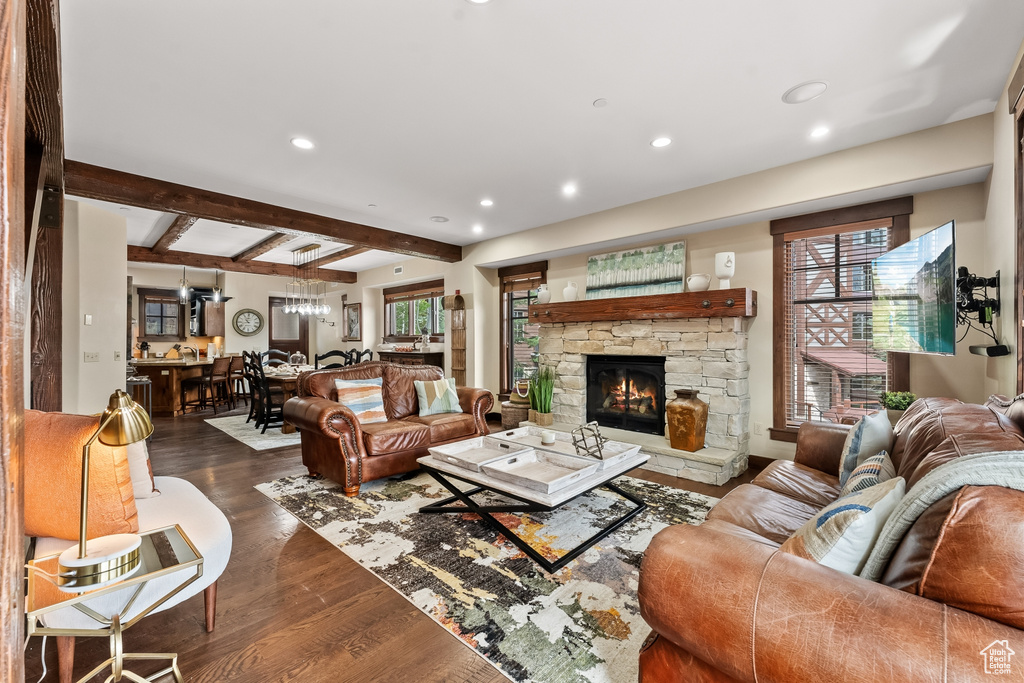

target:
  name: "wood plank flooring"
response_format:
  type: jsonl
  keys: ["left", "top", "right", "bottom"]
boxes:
{"left": 24, "top": 408, "right": 761, "bottom": 682}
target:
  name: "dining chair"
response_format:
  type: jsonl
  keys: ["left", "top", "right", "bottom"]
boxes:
{"left": 228, "top": 355, "right": 246, "bottom": 407}
{"left": 249, "top": 361, "right": 285, "bottom": 433}
{"left": 315, "top": 349, "right": 351, "bottom": 369}
{"left": 261, "top": 349, "right": 289, "bottom": 367}
{"left": 350, "top": 349, "right": 373, "bottom": 364}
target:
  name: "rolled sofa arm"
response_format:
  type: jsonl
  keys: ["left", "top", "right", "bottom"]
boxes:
{"left": 457, "top": 387, "right": 494, "bottom": 435}
{"left": 284, "top": 396, "right": 360, "bottom": 439}
{"left": 793, "top": 420, "right": 850, "bottom": 475}
{"left": 639, "top": 524, "right": 1022, "bottom": 682}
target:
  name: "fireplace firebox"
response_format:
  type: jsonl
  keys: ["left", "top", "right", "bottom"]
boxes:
{"left": 586, "top": 355, "right": 666, "bottom": 436}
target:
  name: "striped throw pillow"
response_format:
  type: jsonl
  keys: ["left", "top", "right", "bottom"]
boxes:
{"left": 780, "top": 476, "right": 906, "bottom": 575}
{"left": 841, "top": 450, "right": 896, "bottom": 497}
{"left": 838, "top": 411, "right": 894, "bottom": 488}
{"left": 415, "top": 378, "right": 463, "bottom": 417}
{"left": 334, "top": 378, "right": 387, "bottom": 424}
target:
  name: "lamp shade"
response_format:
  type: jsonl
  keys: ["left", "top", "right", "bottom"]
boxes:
{"left": 98, "top": 390, "right": 154, "bottom": 446}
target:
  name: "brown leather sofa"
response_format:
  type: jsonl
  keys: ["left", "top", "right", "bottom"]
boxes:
{"left": 638, "top": 397, "right": 1024, "bottom": 682}
{"left": 284, "top": 361, "right": 493, "bottom": 496}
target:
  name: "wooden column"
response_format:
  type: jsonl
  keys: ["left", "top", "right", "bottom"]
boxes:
{"left": 0, "top": 0, "right": 27, "bottom": 681}
{"left": 29, "top": 184, "right": 60, "bottom": 409}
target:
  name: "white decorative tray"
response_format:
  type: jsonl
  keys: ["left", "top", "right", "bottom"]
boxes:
{"left": 487, "top": 426, "right": 642, "bottom": 470}
{"left": 428, "top": 436, "right": 529, "bottom": 472}
{"left": 481, "top": 451, "right": 600, "bottom": 493}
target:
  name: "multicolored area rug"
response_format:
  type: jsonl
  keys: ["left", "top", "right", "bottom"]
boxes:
{"left": 205, "top": 414, "right": 301, "bottom": 451}
{"left": 255, "top": 472, "right": 715, "bottom": 683}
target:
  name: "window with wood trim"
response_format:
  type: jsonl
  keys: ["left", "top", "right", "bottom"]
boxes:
{"left": 383, "top": 279, "right": 445, "bottom": 339}
{"left": 771, "top": 198, "right": 912, "bottom": 442}
{"left": 499, "top": 261, "right": 547, "bottom": 396}
{"left": 138, "top": 288, "right": 185, "bottom": 341}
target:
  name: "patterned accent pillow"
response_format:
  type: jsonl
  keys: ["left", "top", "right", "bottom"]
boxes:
{"left": 838, "top": 411, "right": 894, "bottom": 488}
{"left": 841, "top": 450, "right": 896, "bottom": 497}
{"left": 415, "top": 377, "right": 463, "bottom": 417}
{"left": 334, "top": 378, "right": 388, "bottom": 424}
{"left": 780, "top": 476, "right": 906, "bottom": 575}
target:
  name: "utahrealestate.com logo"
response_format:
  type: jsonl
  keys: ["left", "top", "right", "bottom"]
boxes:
{"left": 980, "top": 640, "right": 1015, "bottom": 675}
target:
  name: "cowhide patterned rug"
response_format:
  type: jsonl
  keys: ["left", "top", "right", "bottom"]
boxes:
{"left": 255, "top": 472, "right": 715, "bottom": 683}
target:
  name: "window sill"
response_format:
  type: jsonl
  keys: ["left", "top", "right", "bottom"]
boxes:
{"left": 768, "top": 427, "right": 798, "bottom": 443}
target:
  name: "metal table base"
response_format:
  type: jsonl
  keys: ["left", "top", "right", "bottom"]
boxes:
{"left": 419, "top": 465, "right": 647, "bottom": 573}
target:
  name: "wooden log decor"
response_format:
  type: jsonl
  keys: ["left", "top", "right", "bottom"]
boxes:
{"left": 528, "top": 288, "right": 757, "bottom": 323}
{"left": 442, "top": 295, "right": 467, "bottom": 387}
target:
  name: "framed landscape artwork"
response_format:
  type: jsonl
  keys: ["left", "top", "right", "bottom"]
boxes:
{"left": 344, "top": 302, "right": 362, "bottom": 341}
{"left": 585, "top": 241, "right": 686, "bottom": 300}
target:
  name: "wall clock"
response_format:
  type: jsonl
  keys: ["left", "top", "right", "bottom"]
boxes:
{"left": 232, "top": 308, "right": 265, "bottom": 336}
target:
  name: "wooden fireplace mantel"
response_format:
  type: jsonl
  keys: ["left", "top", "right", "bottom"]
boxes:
{"left": 528, "top": 288, "right": 757, "bottom": 323}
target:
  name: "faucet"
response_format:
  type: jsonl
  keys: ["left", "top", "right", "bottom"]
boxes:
{"left": 184, "top": 345, "right": 199, "bottom": 360}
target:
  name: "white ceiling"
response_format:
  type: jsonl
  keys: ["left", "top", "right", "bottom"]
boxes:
{"left": 61, "top": 1, "right": 1024, "bottom": 263}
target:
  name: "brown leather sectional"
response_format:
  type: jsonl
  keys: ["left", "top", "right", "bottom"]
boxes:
{"left": 283, "top": 362, "right": 493, "bottom": 496}
{"left": 638, "top": 397, "right": 1024, "bottom": 682}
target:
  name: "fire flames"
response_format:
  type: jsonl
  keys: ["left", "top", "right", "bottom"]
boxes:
{"left": 603, "top": 378, "right": 658, "bottom": 415}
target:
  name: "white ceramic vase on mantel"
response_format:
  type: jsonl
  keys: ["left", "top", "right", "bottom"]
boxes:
{"left": 562, "top": 281, "right": 579, "bottom": 301}
{"left": 536, "top": 284, "right": 551, "bottom": 304}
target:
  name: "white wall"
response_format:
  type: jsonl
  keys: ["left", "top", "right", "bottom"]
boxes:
{"left": 62, "top": 201, "right": 129, "bottom": 414}
{"left": 982, "top": 37, "right": 1024, "bottom": 399}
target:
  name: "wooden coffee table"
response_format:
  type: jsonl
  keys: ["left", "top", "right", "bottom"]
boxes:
{"left": 416, "top": 450, "right": 649, "bottom": 572}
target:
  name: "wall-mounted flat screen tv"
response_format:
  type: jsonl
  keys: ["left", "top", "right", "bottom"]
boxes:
{"left": 871, "top": 221, "right": 955, "bottom": 355}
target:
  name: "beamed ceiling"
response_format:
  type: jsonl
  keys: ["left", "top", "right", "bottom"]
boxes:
{"left": 58, "top": 1, "right": 1024, "bottom": 278}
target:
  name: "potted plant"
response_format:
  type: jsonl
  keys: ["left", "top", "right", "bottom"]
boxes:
{"left": 880, "top": 390, "right": 917, "bottom": 427}
{"left": 528, "top": 366, "right": 556, "bottom": 426}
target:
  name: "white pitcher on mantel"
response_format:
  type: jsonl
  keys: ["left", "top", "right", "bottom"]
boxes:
{"left": 562, "top": 281, "right": 579, "bottom": 301}
{"left": 536, "top": 284, "right": 551, "bottom": 304}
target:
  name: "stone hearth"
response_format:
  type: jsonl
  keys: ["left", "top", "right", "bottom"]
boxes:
{"left": 536, "top": 317, "right": 750, "bottom": 485}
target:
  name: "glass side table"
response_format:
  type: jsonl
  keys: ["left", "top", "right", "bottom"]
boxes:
{"left": 26, "top": 524, "right": 204, "bottom": 683}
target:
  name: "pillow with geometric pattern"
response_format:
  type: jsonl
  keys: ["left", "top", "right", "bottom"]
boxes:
{"left": 780, "top": 476, "right": 906, "bottom": 575}
{"left": 414, "top": 377, "right": 463, "bottom": 417}
{"left": 840, "top": 450, "right": 896, "bottom": 497}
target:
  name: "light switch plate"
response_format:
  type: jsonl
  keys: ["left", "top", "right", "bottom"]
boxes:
{"left": 114, "top": 351, "right": 122, "bottom": 361}
{"left": 84, "top": 314, "right": 93, "bottom": 326}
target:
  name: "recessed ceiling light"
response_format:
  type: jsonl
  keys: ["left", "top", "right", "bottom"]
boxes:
{"left": 781, "top": 81, "right": 829, "bottom": 105}
{"left": 810, "top": 126, "right": 830, "bottom": 139}
{"left": 119, "top": 206, "right": 130, "bottom": 212}
{"left": 368, "top": 203, "right": 377, "bottom": 208}
{"left": 592, "top": 98, "right": 609, "bottom": 108}
{"left": 651, "top": 137, "right": 672, "bottom": 148}
{"left": 562, "top": 183, "right": 577, "bottom": 197}
{"left": 290, "top": 137, "right": 315, "bottom": 150}
{"left": 480, "top": 199, "right": 494, "bottom": 207}
{"left": 430, "top": 215, "right": 449, "bottom": 223}
{"left": 466, "top": 0, "right": 491, "bottom": 4}
{"left": 472, "top": 224, "right": 484, "bottom": 234}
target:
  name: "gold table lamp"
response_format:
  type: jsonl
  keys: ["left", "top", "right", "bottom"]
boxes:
{"left": 57, "top": 389, "right": 154, "bottom": 592}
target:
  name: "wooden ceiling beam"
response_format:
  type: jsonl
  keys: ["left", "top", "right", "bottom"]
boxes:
{"left": 151, "top": 214, "right": 198, "bottom": 253}
{"left": 232, "top": 232, "right": 293, "bottom": 262}
{"left": 311, "top": 246, "right": 371, "bottom": 268}
{"left": 66, "top": 161, "right": 463, "bottom": 263}
{"left": 128, "top": 246, "right": 357, "bottom": 283}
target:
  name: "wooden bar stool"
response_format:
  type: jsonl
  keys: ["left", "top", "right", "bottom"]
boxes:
{"left": 228, "top": 355, "right": 246, "bottom": 406}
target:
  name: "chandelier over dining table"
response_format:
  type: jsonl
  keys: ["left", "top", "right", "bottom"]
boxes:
{"left": 283, "top": 243, "right": 332, "bottom": 316}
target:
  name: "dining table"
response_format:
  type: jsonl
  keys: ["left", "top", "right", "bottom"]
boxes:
{"left": 262, "top": 365, "right": 314, "bottom": 434}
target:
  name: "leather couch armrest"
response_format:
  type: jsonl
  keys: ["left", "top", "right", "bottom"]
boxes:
{"left": 793, "top": 421, "right": 850, "bottom": 475}
{"left": 457, "top": 387, "right": 494, "bottom": 435}
{"left": 639, "top": 524, "right": 1020, "bottom": 682}
{"left": 284, "top": 396, "right": 362, "bottom": 444}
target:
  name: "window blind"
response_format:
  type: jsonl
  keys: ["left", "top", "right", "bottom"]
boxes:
{"left": 782, "top": 218, "right": 895, "bottom": 427}
{"left": 383, "top": 279, "right": 445, "bottom": 304}
{"left": 499, "top": 261, "right": 547, "bottom": 294}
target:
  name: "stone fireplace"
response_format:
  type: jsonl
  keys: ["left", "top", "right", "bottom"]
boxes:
{"left": 536, "top": 314, "right": 751, "bottom": 484}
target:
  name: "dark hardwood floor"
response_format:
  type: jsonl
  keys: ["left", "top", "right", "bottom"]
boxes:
{"left": 25, "top": 408, "right": 761, "bottom": 682}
